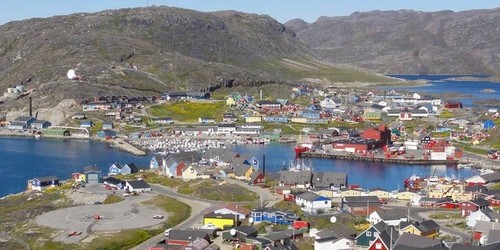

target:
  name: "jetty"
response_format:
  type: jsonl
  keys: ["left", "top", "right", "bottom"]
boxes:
{"left": 301, "top": 151, "right": 458, "bottom": 165}
{"left": 111, "top": 138, "right": 146, "bottom": 156}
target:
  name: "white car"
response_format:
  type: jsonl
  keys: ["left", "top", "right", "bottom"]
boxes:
{"left": 164, "top": 228, "right": 172, "bottom": 237}
{"left": 201, "top": 223, "right": 220, "bottom": 230}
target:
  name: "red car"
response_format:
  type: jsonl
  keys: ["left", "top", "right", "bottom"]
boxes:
{"left": 68, "top": 231, "right": 82, "bottom": 237}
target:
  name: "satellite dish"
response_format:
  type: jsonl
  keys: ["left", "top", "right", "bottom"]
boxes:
{"left": 230, "top": 229, "right": 237, "bottom": 236}
{"left": 330, "top": 216, "right": 337, "bottom": 223}
{"left": 248, "top": 217, "right": 254, "bottom": 224}
{"left": 479, "top": 235, "right": 487, "bottom": 245}
{"left": 309, "top": 228, "right": 319, "bottom": 238}
{"left": 67, "top": 69, "right": 76, "bottom": 80}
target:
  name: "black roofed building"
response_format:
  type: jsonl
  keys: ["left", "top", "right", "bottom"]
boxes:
{"left": 125, "top": 179, "right": 152, "bottom": 192}
{"left": 221, "top": 225, "right": 258, "bottom": 242}
{"left": 279, "top": 171, "right": 313, "bottom": 189}
{"left": 312, "top": 172, "right": 347, "bottom": 190}
{"left": 28, "top": 176, "right": 60, "bottom": 191}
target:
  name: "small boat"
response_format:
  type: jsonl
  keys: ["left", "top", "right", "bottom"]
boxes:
{"left": 457, "top": 163, "right": 474, "bottom": 169}
{"left": 34, "top": 134, "right": 42, "bottom": 139}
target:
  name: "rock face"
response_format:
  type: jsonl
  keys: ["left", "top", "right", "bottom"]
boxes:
{"left": 285, "top": 8, "right": 500, "bottom": 74}
{"left": 0, "top": 7, "right": 309, "bottom": 111}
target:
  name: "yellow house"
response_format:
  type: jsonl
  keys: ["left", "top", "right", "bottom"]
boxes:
{"left": 203, "top": 213, "right": 238, "bottom": 230}
{"left": 226, "top": 97, "right": 236, "bottom": 106}
{"left": 316, "top": 190, "right": 336, "bottom": 198}
{"left": 400, "top": 220, "right": 440, "bottom": 238}
{"left": 181, "top": 165, "right": 200, "bottom": 180}
{"left": 290, "top": 117, "right": 307, "bottom": 123}
{"left": 397, "top": 191, "right": 417, "bottom": 200}
{"left": 369, "top": 189, "right": 390, "bottom": 199}
{"left": 341, "top": 188, "right": 361, "bottom": 198}
{"left": 245, "top": 116, "right": 262, "bottom": 123}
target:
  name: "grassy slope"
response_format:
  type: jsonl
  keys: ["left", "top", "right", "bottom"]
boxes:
{"left": 148, "top": 101, "right": 227, "bottom": 122}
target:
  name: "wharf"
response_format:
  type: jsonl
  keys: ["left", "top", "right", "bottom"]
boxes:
{"left": 111, "top": 138, "right": 147, "bottom": 156}
{"left": 301, "top": 151, "right": 458, "bottom": 165}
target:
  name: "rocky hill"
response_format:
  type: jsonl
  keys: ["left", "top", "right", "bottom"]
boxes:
{"left": 0, "top": 6, "right": 389, "bottom": 122}
{"left": 285, "top": 8, "right": 500, "bottom": 74}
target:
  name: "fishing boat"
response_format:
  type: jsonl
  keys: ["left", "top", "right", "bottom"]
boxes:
{"left": 294, "top": 133, "right": 314, "bottom": 157}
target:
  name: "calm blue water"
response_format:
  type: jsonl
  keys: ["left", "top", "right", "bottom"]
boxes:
{"left": 0, "top": 137, "right": 149, "bottom": 197}
{"left": 0, "top": 138, "right": 476, "bottom": 197}
{"left": 384, "top": 75, "right": 500, "bottom": 107}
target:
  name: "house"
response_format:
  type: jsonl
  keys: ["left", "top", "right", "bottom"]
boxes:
{"left": 466, "top": 208, "right": 500, "bottom": 228}
{"left": 108, "top": 163, "right": 123, "bottom": 176}
{"left": 150, "top": 155, "right": 164, "bottom": 171}
{"left": 257, "top": 100, "right": 282, "bottom": 110}
{"left": 71, "top": 172, "right": 85, "bottom": 183}
{"left": 31, "top": 120, "right": 52, "bottom": 130}
{"left": 96, "top": 130, "right": 116, "bottom": 139}
{"left": 203, "top": 213, "right": 238, "bottom": 230}
{"left": 392, "top": 232, "right": 443, "bottom": 249}
{"left": 102, "top": 176, "right": 125, "bottom": 189}
{"left": 399, "top": 220, "right": 440, "bottom": 238}
{"left": 320, "top": 97, "right": 341, "bottom": 109}
{"left": 102, "top": 121, "right": 113, "bottom": 130}
{"left": 84, "top": 165, "right": 102, "bottom": 184}
{"left": 472, "top": 221, "right": 500, "bottom": 245}
{"left": 213, "top": 204, "right": 251, "bottom": 221}
{"left": 279, "top": 171, "right": 312, "bottom": 189}
{"left": 72, "top": 113, "right": 86, "bottom": 119}
{"left": 444, "top": 101, "right": 463, "bottom": 109}
{"left": 342, "top": 196, "right": 380, "bottom": 216}
{"left": 121, "top": 163, "right": 139, "bottom": 175}
{"left": 250, "top": 208, "right": 298, "bottom": 225}
{"left": 28, "top": 176, "right": 60, "bottom": 191}
{"left": 356, "top": 221, "right": 389, "bottom": 247}
{"left": 262, "top": 116, "right": 289, "bottom": 123}
{"left": 199, "top": 117, "right": 216, "bottom": 124}
{"left": 312, "top": 172, "right": 347, "bottom": 190}
{"left": 166, "top": 229, "right": 211, "bottom": 247}
{"left": 294, "top": 192, "right": 331, "bottom": 214}
{"left": 221, "top": 226, "right": 258, "bottom": 242}
{"left": 460, "top": 198, "right": 490, "bottom": 216}
{"left": 369, "top": 188, "right": 391, "bottom": 200}
{"left": 8, "top": 116, "right": 36, "bottom": 130}
{"left": 245, "top": 116, "right": 262, "bottom": 123}
{"left": 314, "top": 226, "right": 356, "bottom": 250}
{"left": 397, "top": 190, "right": 419, "bottom": 200}
{"left": 367, "top": 228, "right": 399, "bottom": 250}
{"left": 249, "top": 171, "right": 265, "bottom": 185}
{"left": 216, "top": 123, "right": 237, "bottom": 135}
{"left": 125, "top": 180, "right": 152, "bottom": 192}
{"left": 301, "top": 110, "right": 321, "bottom": 119}
{"left": 151, "top": 117, "right": 173, "bottom": 124}
{"left": 368, "top": 209, "right": 408, "bottom": 226}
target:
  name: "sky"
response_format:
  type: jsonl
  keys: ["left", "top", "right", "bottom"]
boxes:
{"left": 1, "top": 0, "right": 498, "bottom": 25}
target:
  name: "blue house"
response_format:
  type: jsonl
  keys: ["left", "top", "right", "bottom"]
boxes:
{"left": 80, "top": 120, "right": 93, "bottom": 128}
{"left": 108, "top": 163, "right": 122, "bottom": 176}
{"left": 307, "top": 104, "right": 322, "bottom": 111}
{"left": 150, "top": 155, "right": 164, "bottom": 170}
{"left": 29, "top": 176, "right": 60, "bottom": 191}
{"left": 355, "top": 221, "right": 394, "bottom": 247}
{"left": 250, "top": 208, "right": 299, "bottom": 225}
{"left": 121, "top": 163, "right": 139, "bottom": 175}
{"left": 301, "top": 110, "right": 321, "bottom": 119}
{"left": 102, "top": 121, "right": 113, "bottom": 130}
{"left": 84, "top": 165, "right": 102, "bottom": 184}
{"left": 248, "top": 156, "right": 260, "bottom": 170}
{"left": 262, "top": 116, "right": 289, "bottom": 123}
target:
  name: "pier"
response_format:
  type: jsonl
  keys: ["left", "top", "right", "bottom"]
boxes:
{"left": 301, "top": 151, "right": 458, "bottom": 165}
{"left": 111, "top": 138, "right": 147, "bottom": 156}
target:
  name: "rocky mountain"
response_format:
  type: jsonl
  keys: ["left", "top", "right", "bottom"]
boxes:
{"left": 285, "top": 8, "right": 500, "bottom": 74}
{"left": 0, "top": 6, "right": 389, "bottom": 122}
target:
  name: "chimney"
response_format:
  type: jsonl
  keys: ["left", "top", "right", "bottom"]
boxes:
{"left": 29, "top": 97, "right": 32, "bottom": 117}
{"left": 262, "top": 155, "right": 266, "bottom": 175}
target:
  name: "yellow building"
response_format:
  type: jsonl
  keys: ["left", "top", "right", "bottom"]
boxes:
{"left": 290, "top": 117, "right": 307, "bottom": 123}
{"left": 245, "top": 116, "right": 262, "bottom": 123}
{"left": 341, "top": 189, "right": 361, "bottom": 198}
{"left": 203, "top": 213, "right": 238, "bottom": 230}
{"left": 400, "top": 220, "right": 440, "bottom": 238}
{"left": 226, "top": 97, "right": 236, "bottom": 106}
{"left": 369, "top": 189, "right": 390, "bottom": 199}
{"left": 397, "top": 191, "right": 417, "bottom": 200}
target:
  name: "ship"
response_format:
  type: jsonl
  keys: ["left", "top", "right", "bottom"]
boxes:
{"left": 294, "top": 133, "right": 314, "bottom": 157}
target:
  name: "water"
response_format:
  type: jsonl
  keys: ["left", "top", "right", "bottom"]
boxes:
{"left": 0, "top": 137, "right": 149, "bottom": 197}
{"left": 0, "top": 138, "right": 477, "bottom": 197}
{"left": 383, "top": 75, "right": 500, "bottom": 107}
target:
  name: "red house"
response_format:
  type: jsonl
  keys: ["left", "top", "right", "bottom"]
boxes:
{"left": 368, "top": 234, "right": 390, "bottom": 250}
{"left": 459, "top": 198, "right": 490, "bottom": 216}
{"left": 175, "top": 161, "right": 186, "bottom": 177}
{"left": 362, "top": 125, "right": 391, "bottom": 145}
{"left": 444, "top": 101, "right": 463, "bottom": 109}
{"left": 249, "top": 171, "right": 265, "bottom": 185}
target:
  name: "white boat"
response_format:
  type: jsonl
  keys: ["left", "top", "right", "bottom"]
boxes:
{"left": 457, "top": 163, "right": 474, "bottom": 169}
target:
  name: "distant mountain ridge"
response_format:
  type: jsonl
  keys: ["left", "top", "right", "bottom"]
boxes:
{"left": 285, "top": 8, "right": 500, "bottom": 74}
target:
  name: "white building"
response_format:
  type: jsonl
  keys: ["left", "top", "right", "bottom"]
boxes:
{"left": 368, "top": 209, "right": 409, "bottom": 226}
{"left": 314, "top": 228, "right": 354, "bottom": 250}
{"left": 295, "top": 192, "right": 331, "bottom": 213}
{"left": 466, "top": 208, "right": 500, "bottom": 228}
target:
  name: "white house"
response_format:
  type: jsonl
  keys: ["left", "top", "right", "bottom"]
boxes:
{"left": 320, "top": 98, "right": 340, "bottom": 109}
{"left": 295, "top": 192, "right": 331, "bottom": 213}
{"left": 368, "top": 209, "right": 408, "bottom": 226}
{"left": 314, "top": 228, "right": 354, "bottom": 250}
{"left": 213, "top": 204, "right": 251, "bottom": 221}
{"left": 125, "top": 180, "right": 152, "bottom": 192}
{"left": 466, "top": 208, "right": 500, "bottom": 228}
{"left": 413, "top": 93, "right": 421, "bottom": 99}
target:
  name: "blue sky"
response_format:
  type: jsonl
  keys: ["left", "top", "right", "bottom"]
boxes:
{"left": 1, "top": 0, "right": 498, "bottom": 25}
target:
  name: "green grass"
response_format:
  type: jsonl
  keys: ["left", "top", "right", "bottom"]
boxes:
{"left": 103, "top": 194, "right": 124, "bottom": 204}
{"left": 88, "top": 230, "right": 154, "bottom": 250}
{"left": 141, "top": 195, "right": 191, "bottom": 228}
{"left": 439, "top": 110, "right": 456, "bottom": 118}
{"left": 429, "top": 212, "right": 462, "bottom": 220}
{"left": 148, "top": 101, "right": 226, "bottom": 122}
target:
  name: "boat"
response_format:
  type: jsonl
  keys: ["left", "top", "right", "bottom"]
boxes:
{"left": 34, "top": 133, "right": 42, "bottom": 139}
{"left": 457, "top": 163, "right": 474, "bottom": 169}
{"left": 294, "top": 133, "right": 314, "bottom": 157}
{"left": 404, "top": 174, "right": 424, "bottom": 190}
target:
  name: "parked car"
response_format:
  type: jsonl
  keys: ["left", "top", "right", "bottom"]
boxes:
{"left": 68, "top": 231, "right": 82, "bottom": 237}
{"left": 164, "top": 228, "right": 172, "bottom": 237}
{"left": 201, "top": 223, "right": 220, "bottom": 230}
{"left": 153, "top": 214, "right": 164, "bottom": 219}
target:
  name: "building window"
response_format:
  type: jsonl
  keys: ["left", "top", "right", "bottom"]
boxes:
{"left": 376, "top": 243, "right": 382, "bottom": 249}
{"left": 374, "top": 232, "right": 378, "bottom": 238}
{"left": 325, "top": 201, "right": 328, "bottom": 204}
{"left": 366, "top": 231, "right": 371, "bottom": 237}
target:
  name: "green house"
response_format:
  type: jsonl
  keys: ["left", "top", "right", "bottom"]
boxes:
{"left": 355, "top": 221, "right": 388, "bottom": 246}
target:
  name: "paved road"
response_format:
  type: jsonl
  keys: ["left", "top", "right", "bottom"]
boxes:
{"left": 133, "top": 179, "right": 279, "bottom": 250}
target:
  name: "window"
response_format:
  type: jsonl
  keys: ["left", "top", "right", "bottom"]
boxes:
{"left": 366, "top": 231, "right": 372, "bottom": 237}
{"left": 325, "top": 201, "right": 328, "bottom": 204}
{"left": 376, "top": 243, "right": 382, "bottom": 249}
{"left": 374, "top": 232, "right": 378, "bottom": 238}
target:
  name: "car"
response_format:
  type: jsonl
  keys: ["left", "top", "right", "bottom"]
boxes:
{"left": 201, "top": 223, "right": 220, "bottom": 230}
{"left": 164, "top": 228, "right": 172, "bottom": 237}
{"left": 94, "top": 201, "right": 102, "bottom": 205}
{"left": 153, "top": 214, "right": 164, "bottom": 219}
{"left": 68, "top": 231, "right": 82, "bottom": 237}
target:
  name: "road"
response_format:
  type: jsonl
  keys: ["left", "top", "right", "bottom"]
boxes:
{"left": 133, "top": 179, "right": 280, "bottom": 250}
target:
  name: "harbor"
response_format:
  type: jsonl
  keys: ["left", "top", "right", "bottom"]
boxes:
{"left": 301, "top": 151, "right": 458, "bottom": 165}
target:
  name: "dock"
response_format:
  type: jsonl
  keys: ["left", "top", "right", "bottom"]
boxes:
{"left": 301, "top": 151, "right": 458, "bottom": 165}
{"left": 111, "top": 138, "right": 147, "bottom": 156}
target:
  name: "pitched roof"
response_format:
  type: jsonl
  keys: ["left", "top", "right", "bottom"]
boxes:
{"left": 312, "top": 172, "right": 347, "bottom": 188}
{"left": 344, "top": 196, "right": 380, "bottom": 203}
{"left": 466, "top": 198, "right": 490, "bottom": 207}
{"left": 393, "top": 232, "right": 443, "bottom": 249}
{"left": 34, "top": 176, "right": 59, "bottom": 182}
{"left": 168, "top": 229, "right": 209, "bottom": 241}
{"left": 481, "top": 172, "right": 500, "bottom": 182}
{"left": 84, "top": 165, "right": 101, "bottom": 172}
{"left": 279, "top": 171, "right": 312, "bottom": 185}
{"left": 478, "top": 208, "right": 500, "bottom": 220}
{"left": 316, "top": 224, "right": 357, "bottom": 239}
{"left": 126, "top": 180, "right": 151, "bottom": 189}
{"left": 373, "top": 221, "right": 389, "bottom": 233}
{"left": 400, "top": 220, "right": 440, "bottom": 233}
{"left": 375, "top": 209, "right": 408, "bottom": 221}
{"left": 296, "top": 192, "right": 328, "bottom": 202}
{"left": 474, "top": 221, "right": 500, "bottom": 235}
